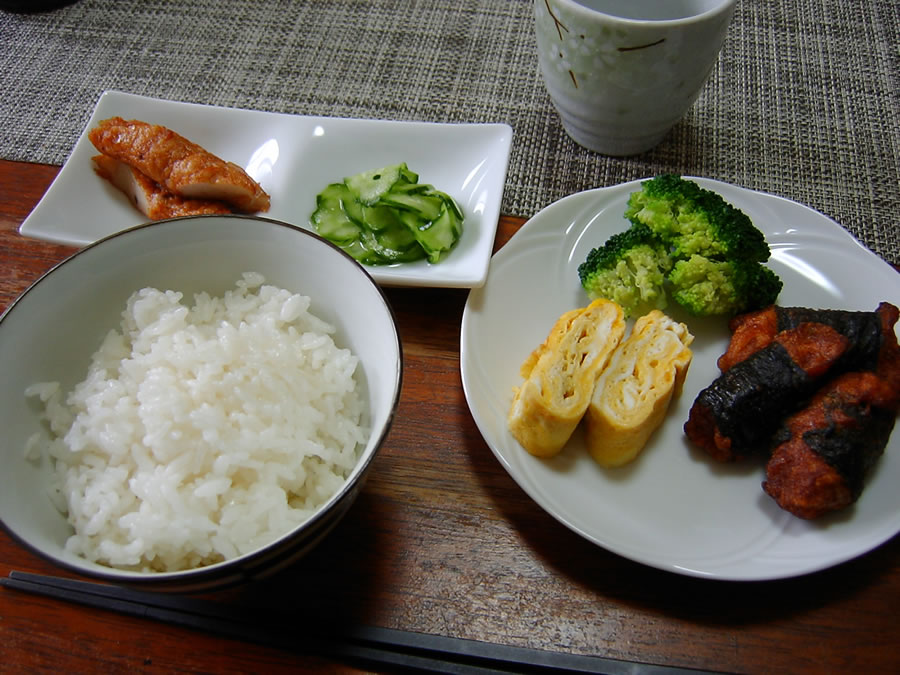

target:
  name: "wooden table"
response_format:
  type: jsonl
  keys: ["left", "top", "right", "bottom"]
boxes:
{"left": 2, "top": 158, "right": 899, "bottom": 674}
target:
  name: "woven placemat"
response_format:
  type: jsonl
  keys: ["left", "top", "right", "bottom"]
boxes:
{"left": 1, "top": 0, "right": 897, "bottom": 264}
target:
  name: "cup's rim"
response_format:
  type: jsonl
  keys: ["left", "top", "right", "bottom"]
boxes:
{"left": 542, "top": 0, "right": 738, "bottom": 27}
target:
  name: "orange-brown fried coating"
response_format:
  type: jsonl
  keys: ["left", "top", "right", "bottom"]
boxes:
{"left": 875, "top": 302, "right": 900, "bottom": 391}
{"left": 717, "top": 306, "right": 778, "bottom": 372}
{"left": 763, "top": 438, "right": 853, "bottom": 519}
{"left": 692, "top": 302, "right": 900, "bottom": 518}
{"left": 763, "top": 371, "right": 899, "bottom": 518}
{"left": 92, "top": 154, "right": 232, "bottom": 220}
{"left": 89, "top": 117, "right": 270, "bottom": 213}
{"left": 718, "top": 303, "right": 898, "bottom": 373}
{"left": 685, "top": 322, "right": 849, "bottom": 461}
{"left": 776, "top": 322, "right": 851, "bottom": 377}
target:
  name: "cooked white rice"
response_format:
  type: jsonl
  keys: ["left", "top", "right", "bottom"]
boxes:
{"left": 26, "top": 272, "right": 366, "bottom": 572}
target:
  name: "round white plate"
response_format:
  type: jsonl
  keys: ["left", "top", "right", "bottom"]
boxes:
{"left": 461, "top": 178, "right": 900, "bottom": 581}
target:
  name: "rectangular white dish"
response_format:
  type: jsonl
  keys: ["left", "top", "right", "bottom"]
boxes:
{"left": 20, "top": 90, "right": 513, "bottom": 288}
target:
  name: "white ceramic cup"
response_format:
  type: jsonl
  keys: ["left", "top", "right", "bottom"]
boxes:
{"left": 534, "top": 0, "right": 738, "bottom": 156}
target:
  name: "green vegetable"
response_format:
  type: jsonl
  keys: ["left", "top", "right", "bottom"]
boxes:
{"left": 311, "top": 163, "right": 464, "bottom": 265}
{"left": 668, "top": 255, "right": 784, "bottom": 317}
{"left": 577, "top": 224, "right": 673, "bottom": 319}
{"left": 579, "top": 175, "right": 782, "bottom": 318}
{"left": 624, "top": 174, "right": 770, "bottom": 263}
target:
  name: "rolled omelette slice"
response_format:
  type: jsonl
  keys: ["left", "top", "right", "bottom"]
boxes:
{"left": 585, "top": 310, "right": 693, "bottom": 467}
{"left": 508, "top": 298, "right": 626, "bottom": 457}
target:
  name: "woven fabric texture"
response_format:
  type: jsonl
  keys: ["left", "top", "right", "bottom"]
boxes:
{"left": 1, "top": 0, "right": 897, "bottom": 263}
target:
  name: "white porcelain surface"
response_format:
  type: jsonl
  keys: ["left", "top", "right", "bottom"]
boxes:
{"left": 19, "top": 90, "right": 513, "bottom": 288}
{"left": 461, "top": 178, "right": 900, "bottom": 581}
{"left": 533, "top": 0, "right": 737, "bottom": 155}
{"left": 0, "top": 216, "right": 402, "bottom": 590}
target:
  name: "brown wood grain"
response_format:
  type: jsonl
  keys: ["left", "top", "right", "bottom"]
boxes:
{"left": 1, "top": 158, "right": 899, "bottom": 674}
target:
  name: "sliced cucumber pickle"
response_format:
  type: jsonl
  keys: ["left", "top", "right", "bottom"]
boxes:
{"left": 310, "top": 163, "right": 464, "bottom": 266}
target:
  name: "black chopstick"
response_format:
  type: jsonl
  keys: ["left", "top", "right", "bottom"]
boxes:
{"left": 2, "top": 571, "right": 711, "bottom": 674}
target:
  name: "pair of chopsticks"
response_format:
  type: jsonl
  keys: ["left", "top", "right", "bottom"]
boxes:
{"left": 2, "top": 571, "right": 707, "bottom": 674}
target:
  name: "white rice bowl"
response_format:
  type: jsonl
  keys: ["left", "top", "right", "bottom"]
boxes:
{"left": 25, "top": 272, "right": 367, "bottom": 573}
{"left": 1, "top": 215, "right": 400, "bottom": 592}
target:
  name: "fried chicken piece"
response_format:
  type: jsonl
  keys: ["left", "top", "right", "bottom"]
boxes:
{"left": 717, "top": 304, "right": 895, "bottom": 373}
{"left": 89, "top": 117, "right": 270, "bottom": 213}
{"left": 92, "top": 154, "right": 232, "bottom": 220}
{"left": 697, "top": 302, "right": 900, "bottom": 517}
{"left": 763, "top": 371, "right": 899, "bottom": 518}
{"left": 874, "top": 302, "right": 900, "bottom": 393}
{"left": 716, "top": 306, "right": 778, "bottom": 372}
{"left": 685, "top": 322, "right": 850, "bottom": 461}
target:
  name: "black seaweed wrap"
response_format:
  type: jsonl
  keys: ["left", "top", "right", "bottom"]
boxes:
{"left": 775, "top": 307, "right": 883, "bottom": 373}
{"left": 801, "top": 400, "right": 895, "bottom": 499}
{"left": 695, "top": 343, "right": 816, "bottom": 453}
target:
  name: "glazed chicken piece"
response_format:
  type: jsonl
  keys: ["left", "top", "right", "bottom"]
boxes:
{"left": 92, "top": 154, "right": 231, "bottom": 220}
{"left": 763, "top": 371, "right": 898, "bottom": 519}
{"left": 716, "top": 306, "right": 779, "bottom": 372}
{"left": 684, "top": 322, "right": 851, "bottom": 461}
{"left": 763, "top": 311, "right": 900, "bottom": 518}
{"left": 692, "top": 301, "right": 900, "bottom": 518}
{"left": 717, "top": 304, "right": 893, "bottom": 373}
{"left": 89, "top": 117, "right": 270, "bottom": 213}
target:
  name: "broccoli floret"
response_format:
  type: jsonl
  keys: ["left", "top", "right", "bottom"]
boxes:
{"left": 624, "top": 174, "right": 771, "bottom": 263}
{"left": 578, "top": 224, "right": 673, "bottom": 318}
{"left": 578, "top": 175, "right": 783, "bottom": 318}
{"left": 668, "top": 255, "right": 783, "bottom": 316}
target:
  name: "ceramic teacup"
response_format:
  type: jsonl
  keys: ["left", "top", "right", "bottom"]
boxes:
{"left": 534, "top": 0, "right": 738, "bottom": 156}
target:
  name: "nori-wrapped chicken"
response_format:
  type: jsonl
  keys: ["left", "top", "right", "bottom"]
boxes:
{"left": 717, "top": 303, "right": 896, "bottom": 373}
{"left": 685, "top": 322, "right": 851, "bottom": 461}
{"left": 762, "top": 305, "right": 900, "bottom": 518}
{"left": 763, "top": 370, "right": 898, "bottom": 519}
{"left": 687, "top": 301, "right": 900, "bottom": 518}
